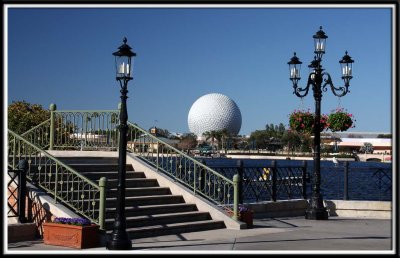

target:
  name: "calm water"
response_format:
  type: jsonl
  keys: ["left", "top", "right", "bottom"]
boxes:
{"left": 200, "top": 158, "right": 393, "bottom": 202}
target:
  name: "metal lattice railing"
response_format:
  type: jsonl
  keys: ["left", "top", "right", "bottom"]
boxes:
{"left": 126, "top": 121, "right": 239, "bottom": 217}
{"left": 8, "top": 130, "right": 107, "bottom": 229}
{"left": 210, "top": 160, "right": 309, "bottom": 204}
{"left": 13, "top": 104, "right": 240, "bottom": 221}
{"left": 51, "top": 110, "right": 120, "bottom": 150}
{"left": 320, "top": 162, "right": 392, "bottom": 201}
{"left": 21, "top": 119, "right": 51, "bottom": 149}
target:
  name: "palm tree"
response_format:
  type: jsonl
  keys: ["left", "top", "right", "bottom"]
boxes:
{"left": 219, "top": 129, "right": 231, "bottom": 154}
{"left": 202, "top": 130, "right": 219, "bottom": 150}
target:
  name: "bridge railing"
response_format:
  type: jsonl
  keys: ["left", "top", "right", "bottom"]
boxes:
{"left": 205, "top": 160, "right": 309, "bottom": 204}
{"left": 8, "top": 130, "right": 107, "bottom": 229}
{"left": 321, "top": 161, "right": 392, "bottom": 201}
{"left": 126, "top": 121, "right": 240, "bottom": 219}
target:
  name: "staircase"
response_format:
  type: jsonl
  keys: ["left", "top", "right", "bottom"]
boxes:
{"left": 56, "top": 156, "right": 225, "bottom": 239}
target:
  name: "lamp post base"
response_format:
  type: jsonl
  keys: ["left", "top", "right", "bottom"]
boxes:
{"left": 305, "top": 194, "right": 329, "bottom": 220}
{"left": 106, "top": 238, "right": 132, "bottom": 250}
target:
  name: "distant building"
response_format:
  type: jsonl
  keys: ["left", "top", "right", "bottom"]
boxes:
{"left": 328, "top": 137, "right": 392, "bottom": 154}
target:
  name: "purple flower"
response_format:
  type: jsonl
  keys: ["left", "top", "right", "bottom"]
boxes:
{"left": 54, "top": 217, "right": 91, "bottom": 226}
{"left": 239, "top": 205, "right": 250, "bottom": 213}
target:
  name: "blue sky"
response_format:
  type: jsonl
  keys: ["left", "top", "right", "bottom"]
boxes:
{"left": 6, "top": 5, "right": 393, "bottom": 136}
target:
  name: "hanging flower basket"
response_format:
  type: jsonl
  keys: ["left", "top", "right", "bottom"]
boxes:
{"left": 289, "top": 110, "right": 328, "bottom": 134}
{"left": 327, "top": 108, "right": 355, "bottom": 132}
{"left": 43, "top": 217, "right": 99, "bottom": 249}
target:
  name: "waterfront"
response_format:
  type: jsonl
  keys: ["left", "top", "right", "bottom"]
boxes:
{"left": 200, "top": 158, "right": 393, "bottom": 202}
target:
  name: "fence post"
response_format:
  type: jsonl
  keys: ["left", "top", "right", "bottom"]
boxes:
{"left": 12, "top": 137, "right": 16, "bottom": 168}
{"left": 232, "top": 174, "right": 239, "bottom": 221}
{"left": 302, "top": 160, "right": 308, "bottom": 199}
{"left": 99, "top": 177, "right": 107, "bottom": 230}
{"left": 49, "top": 103, "right": 57, "bottom": 150}
{"left": 343, "top": 161, "right": 349, "bottom": 200}
{"left": 236, "top": 160, "right": 244, "bottom": 204}
{"left": 17, "top": 160, "right": 28, "bottom": 223}
{"left": 271, "top": 160, "right": 277, "bottom": 202}
{"left": 199, "top": 159, "right": 206, "bottom": 193}
{"left": 193, "top": 163, "right": 197, "bottom": 195}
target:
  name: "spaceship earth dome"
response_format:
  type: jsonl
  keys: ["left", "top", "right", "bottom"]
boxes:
{"left": 188, "top": 93, "right": 242, "bottom": 137}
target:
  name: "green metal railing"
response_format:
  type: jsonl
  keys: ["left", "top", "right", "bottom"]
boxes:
{"left": 14, "top": 103, "right": 239, "bottom": 221}
{"left": 8, "top": 130, "right": 107, "bottom": 229}
{"left": 21, "top": 119, "right": 51, "bottom": 149}
{"left": 126, "top": 122, "right": 239, "bottom": 219}
{"left": 51, "top": 109, "right": 120, "bottom": 150}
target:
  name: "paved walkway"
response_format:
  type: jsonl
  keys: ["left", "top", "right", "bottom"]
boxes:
{"left": 7, "top": 217, "right": 394, "bottom": 254}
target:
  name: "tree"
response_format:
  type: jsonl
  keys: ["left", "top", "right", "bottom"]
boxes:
{"left": 377, "top": 134, "right": 391, "bottom": 138}
{"left": 281, "top": 130, "right": 302, "bottom": 155}
{"left": 348, "top": 133, "right": 363, "bottom": 138}
{"left": 177, "top": 133, "right": 198, "bottom": 151}
{"left": 202, "top": 130, "right": 220, "bottom": 149}
{"left": 8, "top": 101, "right": 50, "bottom": 134}
{"left": 219, "top": 129, "right": 231, "bottom": 153}
{"left": 248, "top": 130, "right": 269, "bottom": 149}
{"left": 360, "top": 142, "right": 374, "bottom": 154}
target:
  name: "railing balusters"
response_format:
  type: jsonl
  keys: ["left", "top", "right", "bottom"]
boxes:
{"left": 343, "top": 161, "right": 349, "bottom": 200}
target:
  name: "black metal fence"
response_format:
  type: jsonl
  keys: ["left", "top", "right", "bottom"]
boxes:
{"left": 207, "top": 160, "right": 310, "bottom": 204}
{"left": 143, "top": 157, "right": 392, "bottom": 203}
{"left": 7, "top": 160, "right": 28, "bottom": 223}
{"left": 320, "top": 161, "right": 392, "bottom": 201}
{"left": 205, "top": 159, "right": 392, "bottom": 203}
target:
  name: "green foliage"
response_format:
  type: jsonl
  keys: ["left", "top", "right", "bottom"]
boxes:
{"left": 8, "top": 101, "right": 50, "bottom": 134}
{"left": 289, "top": 110, "right": 328, "bottom": 134}
{"left": 360, "top": 142, "right": 374, "bottom": 154}
{"left": 327, "top": 108, "right": 355, "bottom": 132}
{"left": 377, "top": 134, "right": 391, "bottom": 138}
{"left": 281, "top": 130, "right": 302, "bottom": 153}
{"left": 177, "top": 133, "right": 198, "bottom": 150}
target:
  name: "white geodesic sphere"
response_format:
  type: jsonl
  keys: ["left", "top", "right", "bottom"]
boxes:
{"left": 188, "top": 93, "right": 242, "bottom": 136}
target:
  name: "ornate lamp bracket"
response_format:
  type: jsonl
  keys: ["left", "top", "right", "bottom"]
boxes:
{"left": 293, "top": 73, "right": 315, "bottom": 98}
{"left": 321, "top": 72, "right": 349, "bottom": 97}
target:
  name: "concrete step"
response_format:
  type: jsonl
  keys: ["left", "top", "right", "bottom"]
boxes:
{"left": 104, "top": 203, "right": 198, "bottom": 218}
{"left": 35, "top": 178, "right": 159, "bottom": 190}
{"left": 24, "top": 156, "right": 227, "bottom": 240}
{"left": 35, "top": 171, "right": 144, "bottom": 182}
{"left": 120, "top": 220, "right": 226, "bottom": 239}
{"left": 79, "top": 171, "right": 145, "bottom": 180}
{"left": 106, "top": 187, "right": 171, "bottom": 197}
{"left": 56, "top": 157, "right": 118, "bottom": 164}
{"left": 56, "top": 187, "right": 171, "bottom": 199}
{"left": 66, "top": 164, "right": 134, "bottom": 172}
{"left": 105, "top": 195, "right": 185, "bottom": 207}
{"left": 29, "top": 163, "right": 134, "bottom": 173}
{"left": 105, "top": 211, "right": 212, "bottom": 229}
{"left": 101, "top": 178, "right": 159, "bottom": 188}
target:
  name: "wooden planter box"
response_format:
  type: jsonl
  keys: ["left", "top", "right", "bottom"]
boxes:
{"left": 240, "top": 211, "right": 254, "bottom": 228}
{"left": 227, "top": 209, "right": 254, "bottom": 228}
{"left": 43, "top": 222, "right": 99, "bottom": 249}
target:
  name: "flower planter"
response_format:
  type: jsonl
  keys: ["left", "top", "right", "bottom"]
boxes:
{"left": 43, "top": 222, "right": 99, "bottom": 249}
{"left": 240, "top": 211, "right": 254, "bottom": 228}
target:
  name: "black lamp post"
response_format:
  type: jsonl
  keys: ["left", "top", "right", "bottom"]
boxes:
{"left": 287, "top": 26, "right": 354, "bottom": 220}
{"left": 106, "top": 37, "right": 136, "bottom": 250}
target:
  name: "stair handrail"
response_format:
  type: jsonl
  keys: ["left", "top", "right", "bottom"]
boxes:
{"left": 8, "top": 129, "right": 107, "bottom": 229}
{"left": 127, "top": 121, "right": 239, "bottom": 220}
{"left": 20, "top": 118, "right": 52, "bottom": 149}
{"left": 10, "top": 103, "right": 239, "bottom": 220}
